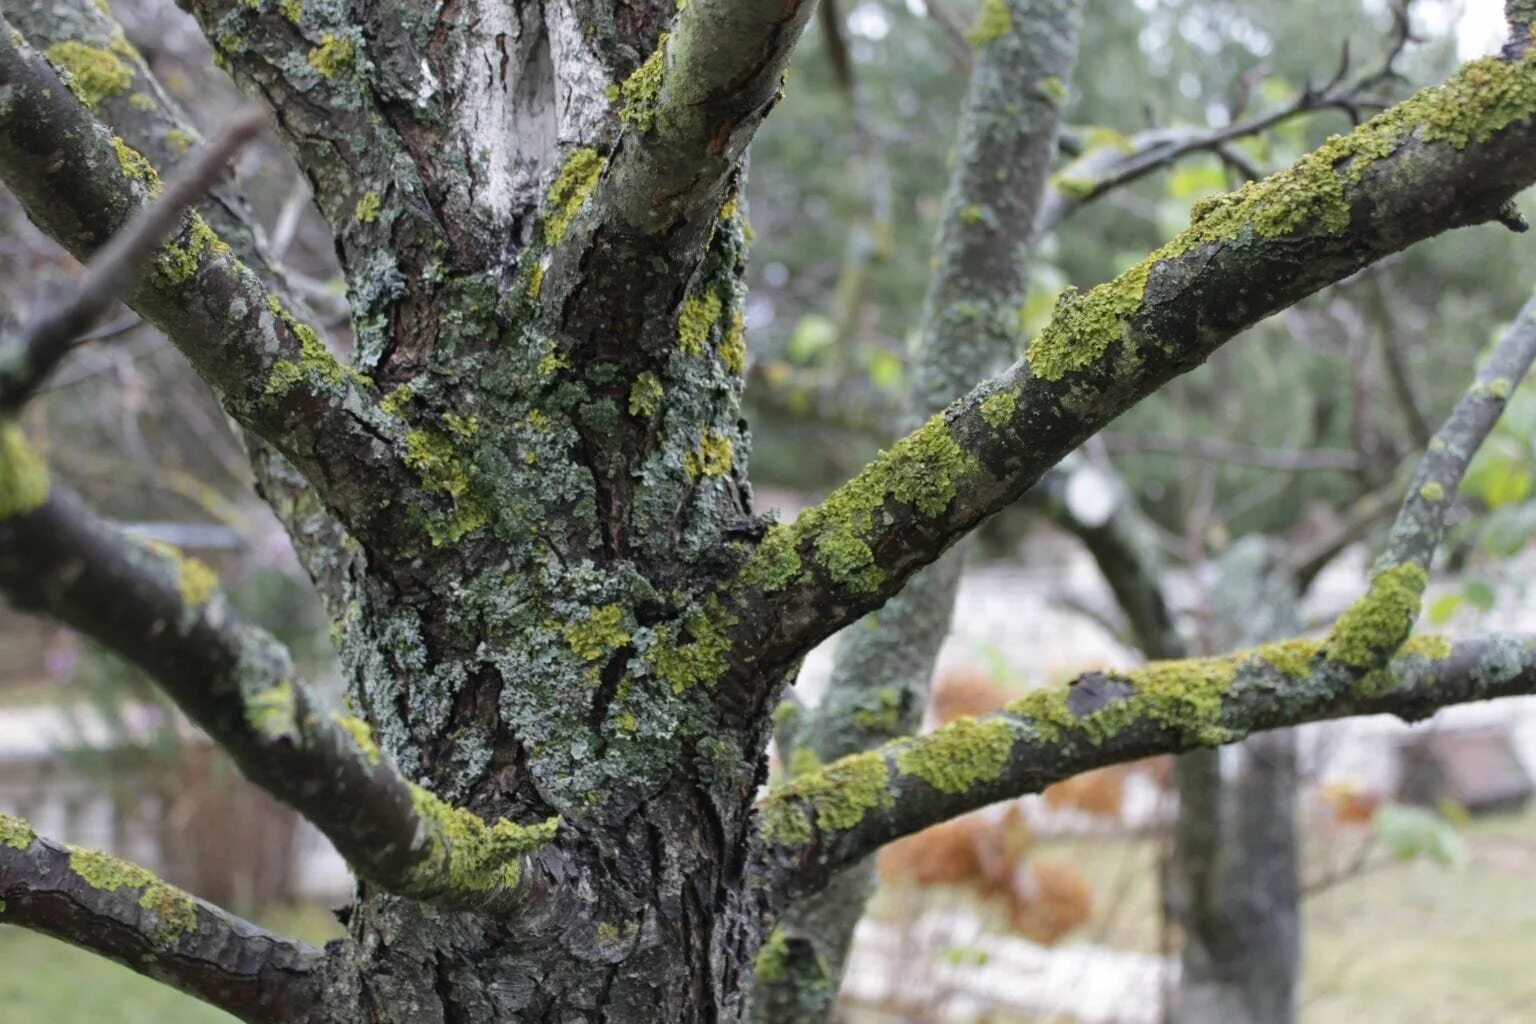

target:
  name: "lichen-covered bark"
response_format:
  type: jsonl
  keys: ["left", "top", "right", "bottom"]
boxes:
{"left": 8, "top": 3, "right": 1536, "bottom": 1021}
{"left": 753, "top": 2, "right": 1082, "bottom": 1017}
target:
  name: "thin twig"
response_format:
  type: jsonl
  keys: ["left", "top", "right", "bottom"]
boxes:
{"left": 0, "top": 109, "right": 265, "bottom": 414}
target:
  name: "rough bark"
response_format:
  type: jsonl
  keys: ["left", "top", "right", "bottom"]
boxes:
{"left": 4, "top": 3, "right": 1536, "bottom": 1022}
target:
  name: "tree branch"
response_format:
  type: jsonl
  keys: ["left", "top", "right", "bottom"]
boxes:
{"left": 0, "top": 474, "right": 560, "bottom": 913}
{"left": 0, "top": 813, "right": 327, "bottom": 1024}
{"left": 757, "top": 631, "right": 1536, "bottom": 897}
{"left": 0, "top": 20, "right": 420, "bottom": 555}
{"left": 719, "top": 44, "right": 1536, "bottom": 705}
{"left": 0, "top": 111, "right": 264, "bottom": 413}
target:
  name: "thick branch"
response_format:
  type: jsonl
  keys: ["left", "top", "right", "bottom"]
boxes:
{"left": 0, "top": 21, "right": 417, "bottom": 553}
{"left": 720, "top": 46, "right": 1536, "bottom": 699}
{"left": 0, "top": 476, "right": 558, "bottom": 913}
{"left": 0, "top": 813, "right": 326, "bottom": 1024}
{"left": 758, "top": 632, "right": 1536, "bottom": 897}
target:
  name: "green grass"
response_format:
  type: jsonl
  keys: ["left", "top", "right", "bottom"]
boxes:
{"left": 0, "top": 904, "right": 342, "bottom": 1022}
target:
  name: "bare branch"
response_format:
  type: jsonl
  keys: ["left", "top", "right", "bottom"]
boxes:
{"left": 718, "top": 46, "right": 1536, "bottom": 707}
{"left": 0, "top": 813, "right": 327, "bottom": 1024}
{"left": 1100, "top": 433, "right": 1363, "bottom": 472}
{"left": 0, "top": 112, "right": 265, "bottom": 413}
{"left": 0, "top": 21, "right": 423, "bottom": 556}
{"left": 0, "top": 471, "right": 559, "bottom": 914}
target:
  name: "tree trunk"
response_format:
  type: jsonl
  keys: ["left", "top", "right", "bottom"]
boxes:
{"left": 1167, "top": 538, "right": 1302, "bottom": 1024}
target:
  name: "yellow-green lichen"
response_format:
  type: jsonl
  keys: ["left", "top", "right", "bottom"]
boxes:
{"left": 968, "top": 0, "right": 1012, "bottom": 46}
{"left": 68, "top": 846, "right": 197, "bottom": 945}
{"left": 147, "top": 540, "right": 217, "bottom": 608}
{"left": 245, "top": 681, "right": 297, "bottom": 739}
{"left": 380, "top": 383, "right": 413, "bottom": 415}
{"left": 355, "top": 190, "right": 382, "bottom": 223}
{"left": 1025, "top": 51, "right": 1536, "bottom": 387}
{"left": 1253, "top": 638, "right": 1321, "bottom": 679}
{"left": 112, "top": 136, "right": 159, "bottom": 190}
{"left": 152, "top": 216, "right": 234, "bottom": 289}
{"left": 542, "top": 148, "right": 605, "bottom": 245}
{"left": 755, "top": 929, "right": 790, "bottom": 983}
{"left": 280, "top": 0, "right": 303, "bottom": 22}
{"left": 307, "top": 33, "right": 355, "bottom": 79}
{"left": 720, "top": 310, "right": 747, "bottom": 374}
{"left": 740, "top": 523, "right": 803, "bottom": 592}
{"left": 788, "top": 747, "right": 823, "bottom": 779}
{"left": 263, "top": 294, "right": 370, "bottom": 397}
{"left": 1419, "top": 481, "right": 1446, "bottom": 501}
{"left": 643, "top": 601, "right": 732, "bottom": 694}
{"left": 629, "top": 372, "right": 664, "bottom": 417}
{"left": 678, "top": 289, "right": 723, "bottom": 356}
{"left": 403, "top": 429, "right": 491, "bottom": 546}
{"left": 164, "top": 128, "right": 193, "bottom": 155}
{"left": 894, "top": 716, "right": 1012, "bottom": 793}
{"left": 565, "top": 604, "right": 631, "bottom": 662}
{"left": 850, "top": 686, "right": 903, "bottom": 733}
{"left": 758, "top": 751, "right": 892, "bottom": 845}
{"left": 684, "top": 432, "right": 732, "bottom": 479}
{"left": 1003, "top": 688, "right": 1077, "bottom": 742}
{"left": 1325, "top": 563, "right": 1428, "bottom": 670}
{"left": 616, "top": 34, "right": 668, "bottom": 132}
{"left": 45, "top": 41, "right": 131, "bottom": 108}
{"left": 0, "top": 424, "right": 48, "bottom": 519}
{"left": 1038, "top": 75, "right": 1067, "bottom": 106}
{"left": 1401, "top": 634, "right": 1453, "bottom": 661}
{"left": 331, "top": 712, "right": 380, "bottom": 766}
{"left": 980, "top": 391, "right": 1017, "bottom": 429}
{"left": 407, "top": 784, "right": 559, "bottom": 893}
{"left": 0, "top": 812, "right": 34, "bottom": 850}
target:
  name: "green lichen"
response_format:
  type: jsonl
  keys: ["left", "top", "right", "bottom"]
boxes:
{"left": 678, "top": 289, "right": 723, "bottom": 356}
{"left": 0, "top": 812, "right": 35, "bottom": 850}
{"left": 564, "top": 604, "right": 631, "bottom": 662}
{"left": 1026, "top": 51, "right": 1536, "bottom": 386}
{"left": 331, "top": 712, "right": 380, "bottom": 766}
{"left": 380, "top": 383, "right": 413, "bottom": 415}
{"left": 164, "top": 128, "right": 193, "bottom": 155}
{"left": 720, "top": 310, "right": 747, "bottom": 374}
{"left": 894, "top": 716, "right": 1012, "bottom": 793}
{"left": 245, "top": 681, "right": 297, "bottom": 739}
{"left": 542, "top": 148, "right": 605, "bottom": 245}
{"left": 1254, "top": 638, "right": 1321, "bottom": 679}
{"left": 68, "top": 846, "right": 197, "bottom": 945}
{"left": 307, "top": 33, "right": 355, "bottom": 79}
{"left": 759, "top": 751, "right": 892, "bottom": 845}
{"left": 280, "top": 0, "right": 303, "bottom": 23}
{"left": 0, "top": 424, "right": 48, "bottom": 519}
{"left": 1419, "top": 481, "right": 1446, "bottom": 501}
{"left": 1325, "top": 563, "right": 1428, "bottom": 670}
{"left": 151, "top": 217, "right": 233, "bottom": 289}
{"left": 408, "top": 784, "right": 559, "bottom": 893}
{"left": 755, "top": 929, "right": 790, "bottom": 983}
{"left": 788, "top": 748, "right": 823, "bottom": 778}
{"left": 980, "top": 391, "right": 1017, "bottom": 429}
{"left": 1401, "top": 634, "right": 1453, "bottom": 661}
{"left": 146, "top": 540, "right": 217, "bottom": 607}
{"left": 403, "top": 429, "right": 491, "bottom": 545}
{"left": 958, "top": 204, "right": 985, "bottom": 227}
{"left": 617, "top": 35, "right": 668, "bottom": 132}
{"left": 263, "top": 294, "right": 370, "bottom": 398}
{"left": 850, "top": 686, "right": 903, "bottom": 733}
{"left": 1039, "top": 75, "right": 1067, "bottom": 105}
{"left": 968, "top": 0, "right": 1012, "bottom": 46}
{"left": 1003, "top": 688, "right": 1077, "bottom": 742}
{"left": 45, "top": 41, "right": 132, "bottom": 108}
{"left": 741, "top": 523, "right": 802, "bottom": 592}
{"left": 684, "top": 432, "right": 732, "bottom": 479}
{"left": 355, "top": 190, "right": 382, "bottom": 223}
{"left": 629, "top": 372, "right": 664, "bottom": 417}
{"left": 1050, "top": 174, "right": 1097, "bottom": 201}
{"left": 643, "top": 601, "right": 732, "bottom": 694}
{"left": 112, "top": 137, "right": 159, "bottom": 189}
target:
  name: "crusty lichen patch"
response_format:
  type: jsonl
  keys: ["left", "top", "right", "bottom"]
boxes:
{"left": 263, "top": 294, "right": 370, "bottom": 399}
{"left": 407, "top": 784, "right": 559, "bottom": 894}
{"left": 331, "top": 712, "right": 380, "bottom": 766}
{"left": 68, "top": 846, "right": 197, "bottom": 945}
{"left": 684, "top": 432, "right": 732, "bottom": 479}
{"left": 45, "top": 41, "right": 132, "bottom": 108}
{"left": 0, "top": 812, "right": 35, "bottom": 850}
{"left": 1325, "top": 563, "right": 1428, "bottom": 670}
{"left": 1025, "top": 49, "right": 1536, "bottom": 385}
{"left": 894, "top": 716, "right": 1012, "bottom": 793}
{"left": 245, "top": 680, "right": 297, "bottom": 740}
{"left": 307, "top": 33, "right": 355, "bottom": 79}
{"left": 759, "top": 750, "right": 892, "bottom": 845}
{"left": 643, "top": 601, "right": 732, "bottom": 694}
{"left": 564, "top": 604, "right": 631, "bottom": 662}
{"left": 0, "top": 423, "right": 48, "bottom": 519}
{"left": 739, "top": 414, "right": 977, "bottom": 594}
{"left": 145, "top": 539, "right": 217, "bottom": 609}
{"left": 616, "top": 34, "right": 668, "bottom": 132}
{"left": 968, "top": 0, "right": 1012, "bottom": 47}
{"left": 542, "top": 148, "right": 605, "bottom": 245}
{"left": 678, "top": 289, "right": 723, "bottom": 356}
{"left": 403, "top": 428, "right": 492, "bottom": 546}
